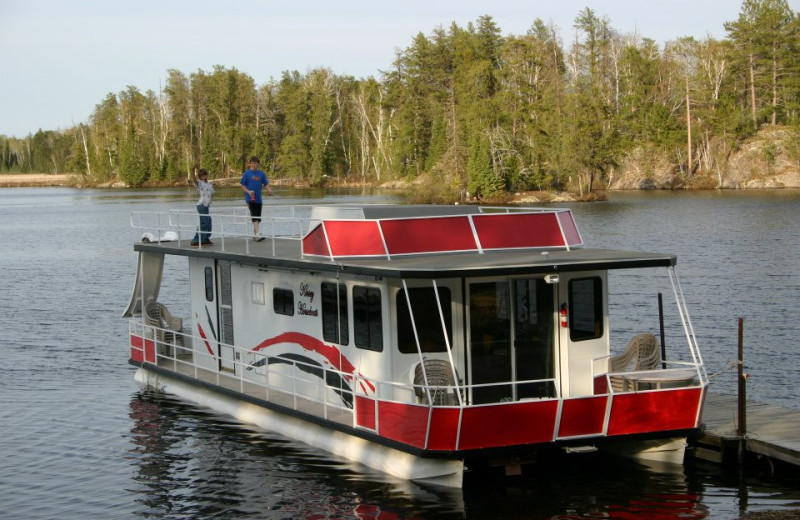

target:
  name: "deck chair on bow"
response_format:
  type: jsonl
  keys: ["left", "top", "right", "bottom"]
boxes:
{"left": 144, "top": 301, "right": 184, "bottom": 355}
{"left": 414, "top": 359, "right": 459, "bottom": 405}
{"left": 609, "top": 333, "right": 661, "bottom": 392}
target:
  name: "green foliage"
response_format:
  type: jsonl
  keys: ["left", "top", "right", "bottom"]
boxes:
{"left": 8, "top": 3, "right": 800, "bottom": 193}
{"left": 467, "top": 133, "right": 503, "bottom": 197}
{"left": 118, "top": 130, "right": 149, "bottom": 186}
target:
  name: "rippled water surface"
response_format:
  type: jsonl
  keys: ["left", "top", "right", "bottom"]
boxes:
{"left": 1, "top": 187, "right": 798, "bottom": 519}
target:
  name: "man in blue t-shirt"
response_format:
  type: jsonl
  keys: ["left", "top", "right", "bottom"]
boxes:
{"left": 240, "top": 156, "right": 273, "bottom": 241}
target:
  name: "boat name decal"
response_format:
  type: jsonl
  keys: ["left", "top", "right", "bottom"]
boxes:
{"left": 299, "top": 283, "right": 315, "bottom": 302}
{"left": 297, "top": 301, "right": 318, "bottom": 316}
{"left": 297, "top": 282, "right": 318, "bottom": 316}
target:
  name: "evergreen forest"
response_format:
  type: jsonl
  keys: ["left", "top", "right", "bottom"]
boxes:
{"left": 2, "top": 1, "right": 799, "bottom": 199}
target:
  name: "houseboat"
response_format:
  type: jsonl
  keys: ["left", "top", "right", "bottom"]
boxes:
{"left": 124, "top": 204, "right": 708, "bottom": 487}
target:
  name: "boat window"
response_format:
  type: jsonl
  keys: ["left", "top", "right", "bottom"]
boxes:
{"left": 353, "top": 286, "right": 383, "bottom": 351}
{"left": 273, "top": 288, "right": 294, "bottom": 316}
{"left": 204, "top": 267, "right": 213, "bottom": 301}
{"left": 322, "top": 282, "right": 349, "bottom": 345}
{"left": 469, "top": 281, "right": 512, "bottom": 404}
{"left": 568, "top": 277, "right": 603, "bottom": 341}
{"left": 251, "top": 282, "right": 265, "bottom": 305}
{"left": 397, "top": 287, "right": 452, "bottom": 354}
{"left": 514, "top": 278, "right": 555, "bottom": 398}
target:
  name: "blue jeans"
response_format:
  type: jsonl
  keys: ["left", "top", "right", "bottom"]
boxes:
{"left": 191, "top": 204, "right": 211, "bottom": 244}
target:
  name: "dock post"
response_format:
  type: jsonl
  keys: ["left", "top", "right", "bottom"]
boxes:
{"left": 658, "top": 293, "right": 666, "bottom": 369}
{"left": 737, "top": 317, "right": 746, "bottom": 464}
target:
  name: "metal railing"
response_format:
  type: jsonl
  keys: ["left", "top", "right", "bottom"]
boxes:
{"left": 130, "top": 206, "right": 319, "bottom": 254}
{"left": 130, "top": 317, "right": 706, "bottom": 450}
{"left": 130, "top": 320, "right": 566, "bottom": 417}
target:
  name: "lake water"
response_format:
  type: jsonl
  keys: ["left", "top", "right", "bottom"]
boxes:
{"left": 1, "top": 187, "right": 799, "bottom": 519}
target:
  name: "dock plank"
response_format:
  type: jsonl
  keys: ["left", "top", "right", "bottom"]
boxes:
{"left": 699, "top": 393, "right": 800, "bottom": 467}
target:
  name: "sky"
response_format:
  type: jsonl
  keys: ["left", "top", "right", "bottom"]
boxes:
{"left": 1, "top": 0, "right": 797, "bottom": 137}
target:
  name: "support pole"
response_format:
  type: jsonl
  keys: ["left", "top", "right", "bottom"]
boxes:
{"left": 737, "top": 318, "right": 746, "bottom": 436}
{"left": 658, "top": 293, "right": 666, "bottom": 369}
{"left": 737, "top": 317, "right": 747, "bottom": 466}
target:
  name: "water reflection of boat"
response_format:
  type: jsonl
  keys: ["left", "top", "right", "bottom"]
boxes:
{"left": 127, "top": 391, "right": 707, "bottom": 519}
{"left": 124, "top": 204, "right": 708, "bottom": 487}
{"left": 127, "top": 392, "right": 465, "bottom": 518}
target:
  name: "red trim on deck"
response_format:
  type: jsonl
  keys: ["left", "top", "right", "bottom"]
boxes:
{"left": 324, "top": 221, "right": 386, "bottom": 257}
{"left": 302, "top": 224, "right": 331, "bottom": 256}
{"left": 458, "top": 400, "right": 559, "bottom": 450}
{"left": 130, "top": 334, "right": 144, "bottom": 363}
{"left": 425, "top": 408, "right": 461, "bottom": 450}
{"left": 130, "top": 334, "right": 155, "bottom": 363}
{"left": 593, "top": 375, "right": 610, "bottom": 394}
{"left": 380, "top": 217, "right": 477, "bottom": 255}
{"left": 557, "top": 211, "right": 582, "bottom": 246}
{"left": 376, "top": 401, "right": 430, "bottom": 447}
{"left": 301, "top": 209, "right": 582, "bottom": 258}
{"left": 558, "top": 396, "right": 609, "bottom": 437}
{"left": 473, "top": 213, "right": 567, "bottom": 249}
{"left": 369, "top": 392, "right": 700, "bottom": 452}
{"left": 607, "top": 388, "right": 703, "bottom": 435}
{"left": 355, "top": 396, "right": 376, "bottom": 430}
{"left": 374, "top": 403, "right": 461, "bottom": 450}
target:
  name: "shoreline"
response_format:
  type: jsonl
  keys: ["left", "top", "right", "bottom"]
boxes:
{"left": 0, "top": 173, "right": 71, "bottom": 187}
{"left": 2, "top": 173, "right": 798, "bottom": 198}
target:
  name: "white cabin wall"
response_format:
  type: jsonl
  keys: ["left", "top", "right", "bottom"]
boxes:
{"left": 222, "top": 264, "right": 393, "bottom": 403}
{"left": 188, "top": 257, "right": 220, "bottom": 372}
{"left": 557, "top": 271, "right": 610, "bottom": 397}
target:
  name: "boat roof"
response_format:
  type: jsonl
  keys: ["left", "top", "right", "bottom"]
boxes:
{"left": 132, "top": 204, "right": 676, "bottom": 279}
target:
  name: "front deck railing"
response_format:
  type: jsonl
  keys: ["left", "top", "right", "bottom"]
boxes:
{"left": 130, "top": 206, "right": 316, "bottom": 255}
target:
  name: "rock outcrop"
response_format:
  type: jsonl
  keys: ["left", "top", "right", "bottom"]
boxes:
{"left": 610, "top": 126, "right": 800, "bottom": 190}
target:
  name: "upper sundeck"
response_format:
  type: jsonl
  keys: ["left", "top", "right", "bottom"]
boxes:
{"left": 130, "top": 204, "right": 676, "bottom": 278}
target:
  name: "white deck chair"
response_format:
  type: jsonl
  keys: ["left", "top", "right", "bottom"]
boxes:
{"left": 609, "top": 333, "right": 661, "bottom": 391}
{"left": 414, "top": 359, "right": 458, "bottom": 405}
{"left": 144, "top": 302, "right": 184, "bottom": 354}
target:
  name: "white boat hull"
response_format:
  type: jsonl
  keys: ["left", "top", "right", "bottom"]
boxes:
{"left": 603, "top": 436, "right": 687, "bottom": 465}
{"left": 134, "top": 367, "right": 464, "bottom": 487}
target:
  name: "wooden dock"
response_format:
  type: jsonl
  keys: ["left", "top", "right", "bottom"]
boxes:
{"left": 692, "top": 392, "right": 800, "bottom": 469}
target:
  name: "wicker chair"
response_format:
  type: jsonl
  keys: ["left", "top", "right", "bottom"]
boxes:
{"left": 609, "top": 333, "right": 661, "bottom": 392}
{"left": 414, "top": 359, "right": 458, "bottom": 405}
{"left": 144, "top": 302, "right": 184, "bottom": 354}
